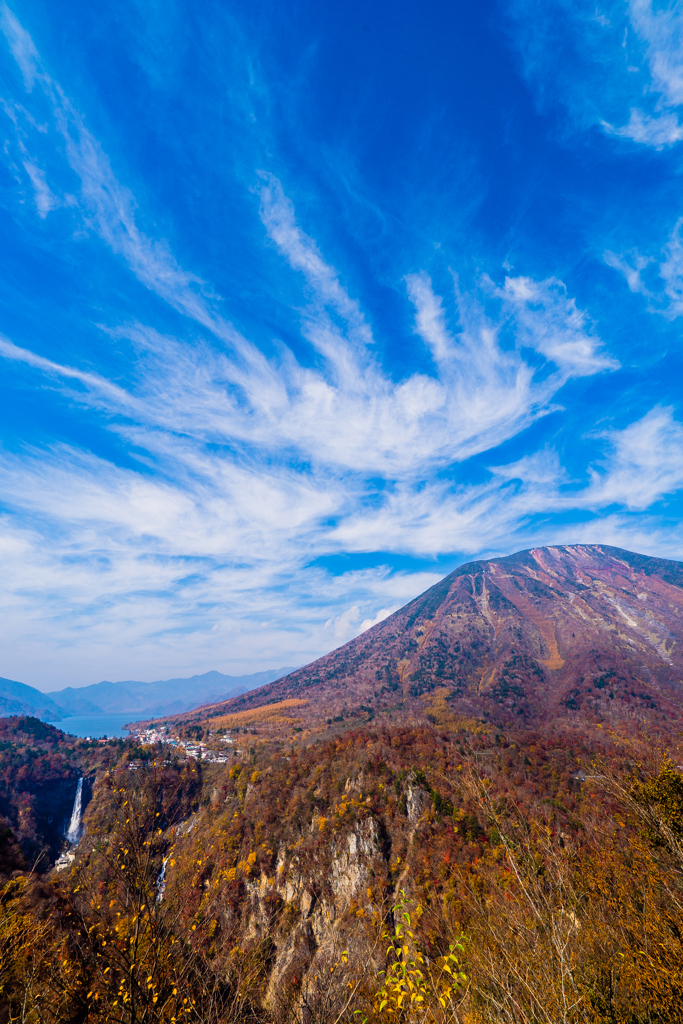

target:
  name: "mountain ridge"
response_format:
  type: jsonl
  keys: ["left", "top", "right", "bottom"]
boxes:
{"left": 158, "top": 544, "right": 683, "bottom": 740}
{"left": 0, "top": 668, "right": 297, "bottom": 721}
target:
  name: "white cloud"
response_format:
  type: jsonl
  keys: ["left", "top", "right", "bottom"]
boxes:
{"left": 593, "top": 0, "right": 683, "bottom": 147}
{"left": 359, "top": 606, "right": 398, "bottom": 633}
{"left": 0, "top": 10, "right": 618, "bottom": 479}
{"left": 609, "top": 109, "right": 683, "bottom": 147}
{"left": 583, "top": 406, "right": 683, "bottom": 509}
{"left": 498, "top": 276, "right": 619, "bottom": 377}
{"left": 490, "top": 448, "right": 566, "bottom": 486}
{"left": 323, "top": 603, "right": 400, "bottom": 646}
{"left": 605, "top": 218, "right": 683, "bottom": 318}
{"left": 22, "top": 160, "right": 57, "bottom": 216}
{"left": 596, "top": 0, "right": 683, "bottom": 147}
{"left": 0, "top": 336, "right": 135, "bottom": 407}
{"left": 510, "top": 0, "right": 683, "bottom": 149}
{"left": 603, "top": 249, "right": 652, "bottom": 296}
{"left": 657, "top": 218, "right": 683, "bottom": 316}
{"left": 0, "top": 3, "right": 39, "bottom": 89}
{"left": 324, "top": 606, "right": 363, "bottom": 644}
{"left": 0, "top": 9, "right": 259, "bottom": 365}
{"left": 627, "top": 0, "right": 683, "bottom": 107}
{"left": 405, "top": 271, "right": 453, "bottom": 366}
{"left": 258, "top": 172, "right": 374, "bottom": 355}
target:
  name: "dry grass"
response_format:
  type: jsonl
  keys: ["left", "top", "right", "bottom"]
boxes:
{"left": 207, "top": 699, "right": 307, "bottom": 731}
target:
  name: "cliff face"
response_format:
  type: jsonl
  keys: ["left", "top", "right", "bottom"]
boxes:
{"left": 198, "top": 545, "right": 683, "bottom": 736}
{"left": 0, "top": 767, "right": 83, "bottom": 871}
{"left": 0, "top": 718, "right": 112, "bottom": 873}
{"left": 120, "top": 722, "right": 617, "bottom": 1019}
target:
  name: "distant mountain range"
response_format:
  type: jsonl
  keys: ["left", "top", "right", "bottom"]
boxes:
{"left": 0, "top": 668, "right": 297, "bottom": 722}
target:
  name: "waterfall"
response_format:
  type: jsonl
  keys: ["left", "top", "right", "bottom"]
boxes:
{"left": 66, "top": 778, "right": 84, "bottom": 845}
{"left": 156, "top": 855, "right": 170, "bottom": 903}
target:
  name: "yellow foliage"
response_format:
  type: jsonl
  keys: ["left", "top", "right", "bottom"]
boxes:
{"left": 397, "top": 659, "right": 412, "bottom": 697}
{"left": 0, "top": 876, "right": 53, "bottom": 1003}
{"left": 364, "top": 891, "right": 466, "bottom": 1023}
{"left": 424, "top": 688, "right": 488, "bottom": 734}
{"left": 207, "top": 699, "right": 307, "bottom": 731}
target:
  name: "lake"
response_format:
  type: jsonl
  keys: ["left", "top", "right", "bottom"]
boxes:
{"left": 49, "top": 714, "right": 143, "bottom": 739}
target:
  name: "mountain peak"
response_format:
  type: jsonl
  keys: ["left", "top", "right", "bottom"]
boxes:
{"left": 172, "top": 545, "right": 683, "bottom": 741}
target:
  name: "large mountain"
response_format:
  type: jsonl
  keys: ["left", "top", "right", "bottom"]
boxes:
{"left": 0, "top": 668, "right": 296, "bottom": 721}
{"left": 182, "top": 545, "right": 683, "bottom": 737}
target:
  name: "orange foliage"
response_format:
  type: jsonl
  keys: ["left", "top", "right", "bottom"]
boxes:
{"left": 207, "top": 698, "right": 307, "bottom": 730}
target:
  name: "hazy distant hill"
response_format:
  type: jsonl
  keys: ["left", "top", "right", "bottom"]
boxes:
{"left": 0, "top": 677, "right": 66, "bottom": 721}
{"left": 47, "top": 668, "right": 298, "bottom": 718}
{"left": 172, "top": 545, "right": 683, "bottom": 739}
{"left": 0, "top": 668, "right": 297, "bottom": 722}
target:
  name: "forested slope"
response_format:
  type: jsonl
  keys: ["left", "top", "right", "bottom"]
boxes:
{"left": 156, "top": 545, "right": 683, "bottom": 747}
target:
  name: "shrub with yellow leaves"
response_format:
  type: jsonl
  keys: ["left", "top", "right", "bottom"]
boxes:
{"left": 359, "top": 891, "right": 466, "bottom": 1024}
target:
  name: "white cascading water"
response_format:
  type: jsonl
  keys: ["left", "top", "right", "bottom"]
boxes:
{"left": 66, "top": 777, "right": 84, "bottom": 845}
{"left": 156, "top": 855, "right": 170, "bottom": 903}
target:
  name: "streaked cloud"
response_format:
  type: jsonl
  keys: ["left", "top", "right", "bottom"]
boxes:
{"left": 583, "top": 406, "right": 683, "bottom": 509}
{"left": 496, "top": 276, "right": 619, "bottom": 377}
{"left": 605, "top": 217, "right": 683, "bottom": 319}
{"left": 508, "top": 0, "right": 683, "bottom": 148}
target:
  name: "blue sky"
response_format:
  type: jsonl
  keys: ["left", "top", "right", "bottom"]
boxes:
{"left": 1, "top": 0, "right": 683, "bottom": 689}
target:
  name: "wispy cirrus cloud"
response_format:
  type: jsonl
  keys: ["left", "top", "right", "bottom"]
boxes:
{"left": 508, "top": 1, "right": 683, "bottom": 318}
{"left": 507, "top": 0, "right": 683, "bottom": 148}
{"left": 0, "top": 17, "right": 606, "bottom": 483}
{"left": 605, "top": 217, "right": 683, "bottom": 319}
{"left": 497, "top": 276, "right": 618, "bottom": 376}
{"left": 0, "top": 336, "right": 136, "bottom": 407}
{"left": 582, "top": 406, "right": 683, "bottom": 509}
{"left": 610, "top": 0, "right": 683, "bottom": 146}
{"left": 0, "top": 56, "right": 613, "bottom": 483}
{"left": 0, "top": 3, "right": 265, "bottom": 369}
